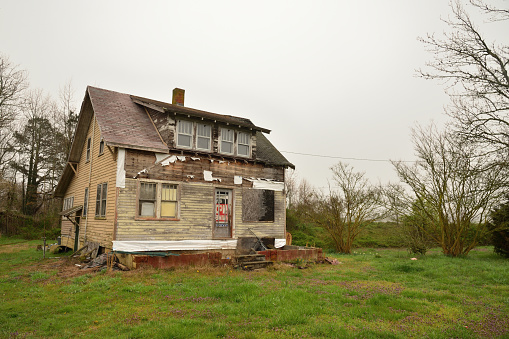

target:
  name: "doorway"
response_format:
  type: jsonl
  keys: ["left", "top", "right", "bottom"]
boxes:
{"left": 214, "top": 189, "right": 232, "bottom": 238}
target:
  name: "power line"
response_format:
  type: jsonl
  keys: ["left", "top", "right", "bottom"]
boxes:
{"left": 280, "top": 150, "right": 417, "bottom": 163}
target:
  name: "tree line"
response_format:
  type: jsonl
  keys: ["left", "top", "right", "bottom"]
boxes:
{"left": 286, "top": 0, "right": 509, "bottom": 257}
{"left": 0, "top": 55, "right": 77, "bottom": 223}
{"left": 1, "top": 1, "right": 508, "bottom": 255}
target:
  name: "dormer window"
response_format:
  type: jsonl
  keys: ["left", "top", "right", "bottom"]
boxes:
{"left": 237, "top": 132, "right": 250, "bottom": 157}
{"left": 197, "top": 124, "right": 211, "bottom": 151}
{"left": 177, "top": 120, "right": 193, "bottom": 148}
{"left": 220, "top": 128, "right": 234, "bottom": 154}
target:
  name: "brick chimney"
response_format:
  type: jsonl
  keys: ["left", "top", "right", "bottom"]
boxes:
{"left": 172, "top": 88, "right": 185, "bottom": 106}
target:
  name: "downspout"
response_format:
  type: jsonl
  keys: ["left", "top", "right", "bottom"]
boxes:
{"left": 83, "top": 114, "right": 96, "bottom": 243}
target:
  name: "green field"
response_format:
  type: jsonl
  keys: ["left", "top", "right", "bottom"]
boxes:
{"left": 1, "top": 237, "right": 508, "bottom": 338}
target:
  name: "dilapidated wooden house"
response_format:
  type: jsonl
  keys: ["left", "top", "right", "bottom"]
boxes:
{"left": 55, "top": 86, "right": 294, "bottom": 264}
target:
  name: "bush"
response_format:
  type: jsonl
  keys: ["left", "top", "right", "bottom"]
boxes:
{"left": 0, "top": 211, "right": 60, "bottom": 240}
{"left": 488, "top": 200, "right": 509, "bottom": 258}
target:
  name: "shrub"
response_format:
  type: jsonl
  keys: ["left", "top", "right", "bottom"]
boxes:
{"left": 488, "top": 200, "right": 509, "bottom": 258}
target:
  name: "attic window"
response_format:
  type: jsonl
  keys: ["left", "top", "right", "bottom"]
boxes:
{"left": 99, "top": 140, "right": 104, "bottom": 155}
{"left": 237, "top": 132, "right": 250, "bottom": 157}
{"left": 86, "top": 137, "right": 91, "bottom": 162}
{"left": 177, "top": 120, "right": 193, "bottom": 148}
{"left": 220, "top": 128, "right": 234, "bottom": 154}
{"left": 197, "top": 124, "right": 211, "bottom": 151}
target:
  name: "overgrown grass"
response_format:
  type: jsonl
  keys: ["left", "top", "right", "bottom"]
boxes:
{"left": 1, "top": 238, "right": 508, "bottom": 338}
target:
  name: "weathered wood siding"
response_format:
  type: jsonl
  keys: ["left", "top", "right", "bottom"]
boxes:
{"left": 116, "top": 149, "right": 286, "bottom": 241}
{"left": 61, "top": 110, "right": 117, "bottom": 249}
{"left": 116, "top": 178, "right": 285, "bottom": 241}
{"left": 125, "top": 149, "right": 283, "bottom": 184}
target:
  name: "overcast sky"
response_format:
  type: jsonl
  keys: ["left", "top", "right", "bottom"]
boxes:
{"left": 1, "top": 1, "right": 507, "bottom": 189}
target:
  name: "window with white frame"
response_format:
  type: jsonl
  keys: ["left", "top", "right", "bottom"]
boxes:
{"left": 220, "top": 128, "right": 234, "bottom": 154}
{"left": 196, "top": 123, "right": 211, "bottom": 150}
{"left": 95, "top": 183, "right": 107, "bottom": 217}
{"left": 237, "top": 132, "right": 250, "bottom": 157}
{"left": 138, "top": 181, "right": 179, "bottom": 219}
{"left": 177, "top": 120, "right": 193, "bottom": 148}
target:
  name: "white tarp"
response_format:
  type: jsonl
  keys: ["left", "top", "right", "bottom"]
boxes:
{"left": 204, "top": 170, "right": 221, "bottom": 182}
{"left": 275, "top": 239, "right": 286, "bottom": 248}
{"left": 113, "top": 240, "right": 238, "bottom": 252}
{"left": 113, "top": 239, "right": 285, "bottom": 252}
{"left": 155, "top": 153, "right": 168, "bottom": 163}
{"left": 116, "top": 148, "right": 126, "bottom": 188}
{"left": 252, "top": 180, "right": 284, "bottom": 191}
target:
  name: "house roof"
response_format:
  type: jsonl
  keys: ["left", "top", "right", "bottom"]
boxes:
{"left": 256, "top": 132, "right": 294, "bottom": 168}
{"left": 54, "top": 86, "right": 294, "bottom": 197}
{"left": 89, "top": 87, "right": 169, "bottom": 153}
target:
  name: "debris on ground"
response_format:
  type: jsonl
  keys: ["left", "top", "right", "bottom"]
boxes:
{"left": 325, "top": 257, "right": 342, "bottom": 265}
{"left": 78, "top": 253, "right": 130, "bottom": 271}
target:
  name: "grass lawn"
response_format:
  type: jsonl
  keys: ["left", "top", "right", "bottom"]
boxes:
{"left": 1, "top": 237, "right": 508, "bottom": 338}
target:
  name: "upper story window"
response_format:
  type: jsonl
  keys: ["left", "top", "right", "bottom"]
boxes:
{"left": 220, "top": 128, "right": 234, "bottom": 154}
{"left": 99, "top": 140, "right": 105, "bottom": 155}
{"left": 196, "top": 124, "right": 211, "bottom": 151}
{"left": 177, "top": 120, "right": 193, "bottom": 148}
{"left": 237, "top": 132, "right": 250, "bottom": 157}
{"left": 86, "top": 137, "right": 91, "bottom": 162}
{"left": 63, "top": 196, "right": 74, "bottom": 211}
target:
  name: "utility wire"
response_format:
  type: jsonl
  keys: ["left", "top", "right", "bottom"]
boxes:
{"left": 280, "top": 150, "right": 417, "bottom": 163}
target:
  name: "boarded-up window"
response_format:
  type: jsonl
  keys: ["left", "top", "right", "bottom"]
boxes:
{"left": 242, "top": 189, "right": 275, "bottom": 222}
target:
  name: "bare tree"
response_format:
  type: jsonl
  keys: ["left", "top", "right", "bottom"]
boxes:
{"left": 10, "top": 90, "right": 58, "bottom": 215}
{"left": 306, "top": 162, "right": 385, "bottom": 254}
{"left": 393, "top": 124, "right": 504, "bottom": 256}
{"left": 418, "top": 0, "right": 509, "bottom": 156}
{"left": 0, "top": 55, "right": 28, "bottom": 178}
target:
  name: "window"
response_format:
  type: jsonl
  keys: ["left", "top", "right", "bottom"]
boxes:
{"left": 83, "top": 188, "right": 89, "bottom": 216}
{"left": 86, "top": 137, "right": 91, "bottom": 161}
{"left": 242, "top": 189, "right": 274, "bottom": 222}
{"left": 139, "top": 182, "right": 157, "bottom": 217}
{"left": 196, "top": 124, "right": 211, "bottom": 150}
{"left": 177, "top": 120, "right": 193, "bottom": 148}
{"left": 137, "top": 181, "right": 179, "bottom": 219}
{"left": 220, "top": 128, "right": 234, "bottom": 154}
{"left": 99, "top": 140, "right": 104, "bottom": 155}
{"left": 161, "top": 184, "right": 178, "bottom": 218}
{"left": 95, "top": 183, "right": 107, "bottom": 217}
{"left": 63, "top": 196, "right": 74, "bottom": 211}
{"left": 237, "top": 132, "right": 250, "bottom": 157}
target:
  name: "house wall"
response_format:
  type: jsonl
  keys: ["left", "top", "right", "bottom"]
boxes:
{"left": 115, "top": 149, "right": 286, "bottom": 242}
{"left": 61, "top": 113, "right": 117, "bottom": 249}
